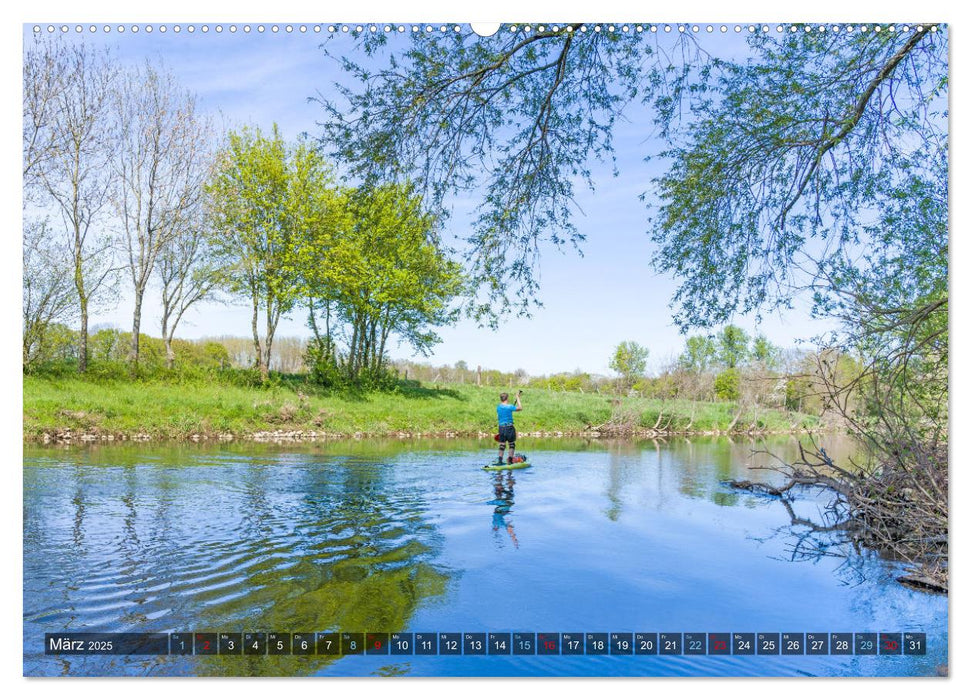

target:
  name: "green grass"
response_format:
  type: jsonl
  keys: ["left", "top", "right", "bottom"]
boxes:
{"left": 23, "top": 375, "right": 819, "bottom": 441}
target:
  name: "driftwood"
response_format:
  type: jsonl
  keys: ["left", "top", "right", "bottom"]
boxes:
{"left": 730, "top": 476, "right": 829, "bottom": 498}
{"left": 897, "top": 572, "right": 948, "bottom": 594}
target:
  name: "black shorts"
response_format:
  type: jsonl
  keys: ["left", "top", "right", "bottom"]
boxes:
{"left": 498, "top": 424, "right": 517, "bottom": 447}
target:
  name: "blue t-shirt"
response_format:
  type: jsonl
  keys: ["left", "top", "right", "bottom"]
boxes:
{"left": 497, "top": 403, "right": 517, "bottom": 426}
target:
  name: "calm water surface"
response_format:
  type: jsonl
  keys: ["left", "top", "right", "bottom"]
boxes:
{"left": 23, "top": 436, "right": 948, "bottom": 676}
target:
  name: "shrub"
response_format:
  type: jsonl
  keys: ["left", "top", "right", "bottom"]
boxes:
{"left": 714, "top": 368, "right": 741, "bottom": 401}
{"left": 304, "top": 339, "right": 343, "bottom": 388}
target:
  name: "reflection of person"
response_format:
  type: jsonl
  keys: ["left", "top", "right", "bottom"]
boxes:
{"left": 495, "top": 390, "right": 523, "bottom": 465}
{"left": 490, "top": 472, "right": 519, "bottom": 548}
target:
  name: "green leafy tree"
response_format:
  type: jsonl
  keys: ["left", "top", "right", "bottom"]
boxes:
{"left": 207, "top": 125, "right": 337, "bottom": 380}
{"left": 717, "top": 325, "right": 750, "bottom": 369}
{"left": 322, "top": 28, "right": 944, "bottom": 329}
{"left": 338, "top": 184, "right": 464, "bottom": 382}
{"left": 678, "top": 335, "right": 717, "bottom": 373}
{"left": 303, "top": 183, "right": 464, "bottom": 385}
{"left": 651, "top": 29, "right": 945, "bottom": 331}
{"left": 751, "top": 333, "right": 782, "bottom": 370}
{"left": 609, "top": 340, "right": 649, "bottom": 391}
{"left": 320, "top": 26, "right": 703, "bottom": 321}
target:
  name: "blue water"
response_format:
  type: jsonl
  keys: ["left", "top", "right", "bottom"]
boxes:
{"left": 22, "top": 437, "right": 948, "bottom": 676}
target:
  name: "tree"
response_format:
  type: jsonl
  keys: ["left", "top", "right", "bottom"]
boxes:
{"left": 28, "top": 40, "right": 119, "bottom": 372}
{"left": 609, "top": 340, "right": 648, "bottom": 392}
{"left": 651, "top": 28, "right": 945, "bottom": 330}
{"left": 320, "top": 26, "right": 703, "bottom": 321}
{"left": 648, "top": 29, "right": 946, "bottom": 585}
{"left": 110, "top": 62, "right": 212, "bottom": 369}
{"left": 23, "top": 36, "right": 67, "bottom": 191}
{"left": 647, "top": 32, "right": 947, "bottom": 587}
{"left": 323, "top": 27, "right": 945, "bottom": 345}
{"left": 23, "top": 39, "right": 75, "bottom": 370}
{"left": 158, "top": 218, "right": 219, "bottom": 369}
{"left": 717, "top": 325, "right": 750, "bottom": 369}
{"left": 751, "top": 333, "right": 781, "bottom": 371}
{"left": 207, "top": 126, "right": 336, "bottom": 380}
{"left": 306, "top": 183, "right": 464, "bottom": 384}
{"left": 322, "top": 25, "right": 948, "bottom": 583}
{"left": 678, "top": 335, "right": 717, "bottom": 373}
{"left": 811, "top": 163, "right": 947, "bottom": 444}
{"left": 23, "top": 220, "right": 76, "bottom": 368}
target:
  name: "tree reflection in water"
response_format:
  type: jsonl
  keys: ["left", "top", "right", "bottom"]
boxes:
{"left": 23, "top": 452, "right": 452, "bottom": 676}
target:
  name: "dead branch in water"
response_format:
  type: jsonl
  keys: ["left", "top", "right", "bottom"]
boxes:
{"left": 727, "top": 436, "right": 948, "bottom": 592}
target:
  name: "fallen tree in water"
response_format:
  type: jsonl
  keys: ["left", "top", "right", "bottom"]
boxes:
{"left": 729, "top": 436, "right": 948, "bottom": 593}
{"left": 726, "top": 235, "right": 949, "bottom": 592}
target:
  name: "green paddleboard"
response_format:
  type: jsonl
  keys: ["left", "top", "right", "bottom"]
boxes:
{"left": 482, "top": 462, "right": 532, "bottom": 471}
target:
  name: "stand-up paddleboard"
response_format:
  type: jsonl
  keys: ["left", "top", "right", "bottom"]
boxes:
{"left": 483, "top": 461, "right": 532, "bottom": 471}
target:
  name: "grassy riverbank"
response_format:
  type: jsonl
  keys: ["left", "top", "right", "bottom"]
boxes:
{"left": 23, "top": 375, "right": 821, "bottom": 442}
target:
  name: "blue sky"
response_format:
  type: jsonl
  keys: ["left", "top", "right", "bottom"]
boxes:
{"left": 24, "top": 24, "right": 847, "bottom": 376}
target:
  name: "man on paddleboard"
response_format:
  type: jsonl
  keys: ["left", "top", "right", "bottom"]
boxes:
{"left": 495, "top": 390, "right": 523, "bottom": 465}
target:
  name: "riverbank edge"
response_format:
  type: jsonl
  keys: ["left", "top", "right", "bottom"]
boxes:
{"left": 26, "top": 425, "right": 830, "bottom": 446}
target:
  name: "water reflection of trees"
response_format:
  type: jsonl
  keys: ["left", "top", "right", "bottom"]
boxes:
{"left": 669, "top": 435, "right": 860, "bottom": 507}
{"left": 603, "top": 440, "right": 640, "bottom": 521}
{"left": 581, "top": 433, "right": 905, "bottom": 591}
{"left": 190, "top": 457, "right": 451, "bottom": 675}
{"left": 746, "top": 487, "right": 873, "bottom": 588}
{"left": 23, "top": 449, "right": 451, "bottom": 676}
{"left": 725, "top": 436, "right": 913, "bottom": 590}
{"left": 589, "top": 435, "right": 862, "bottom": 520}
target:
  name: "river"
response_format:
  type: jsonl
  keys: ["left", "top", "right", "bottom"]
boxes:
{"left": 23, "top": 436, "right": 947, "bottom": 676}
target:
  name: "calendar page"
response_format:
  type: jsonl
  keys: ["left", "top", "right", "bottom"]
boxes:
{"left": 21, "top": 16, "right": 949, "bottom": 680}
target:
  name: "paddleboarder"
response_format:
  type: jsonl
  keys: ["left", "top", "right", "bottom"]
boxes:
{"left": 495, "top": 390, "right": 523, "bottom": 465}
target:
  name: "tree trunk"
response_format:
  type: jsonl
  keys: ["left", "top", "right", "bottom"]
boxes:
{"left": 368, "top": 318, "right": 379, "bottom": 373}
{"left": 378, "top": 327, "right": 391, "bottom": 375}
{"left": 78, "top": 299, "right": 88, "bottom": 373}
{"left": 348, "top": 317, "right": 360, "bottom": 379}
{"left": 129, "top": 284, "right": 145, "bottom": 370}
{"left": 250, "top": 292, "right": 263, "bottom": 377}
{"left": 376, "top": 307, "right": 392, "bottom": 374}
{"left": 161, "top": 307, "right": 175, "bottom": 369}
{"left": 263, "top": 298, "right": 277, "bottom": 380}
{"left": 307, "top": 297, "right": 323, "bottom": 345}
{"left": 324, "top": 302, "right": 332, "bottom": 360}
{"left": 164, "top": 335, "right": 175, "bottom": 369}
{"left": 74, "top": 236, "right": 89, "bottom": 373}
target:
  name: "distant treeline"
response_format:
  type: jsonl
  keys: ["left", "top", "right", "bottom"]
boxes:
{"left": 27, "top": 323, "right": 858, "bottom": 418}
